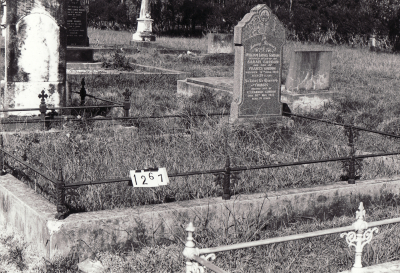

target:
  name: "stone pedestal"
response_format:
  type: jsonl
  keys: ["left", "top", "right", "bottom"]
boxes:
{"left": 132, "top": 18, "right": 155, "bottom": 42}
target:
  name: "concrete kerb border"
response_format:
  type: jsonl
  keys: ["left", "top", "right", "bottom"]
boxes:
{"left": 1, "top": 173, "right": 400, "bottom": 259}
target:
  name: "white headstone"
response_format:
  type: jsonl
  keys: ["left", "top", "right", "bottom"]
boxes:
{"left": 4, "top": 0, "right": 68, "bottom": 116}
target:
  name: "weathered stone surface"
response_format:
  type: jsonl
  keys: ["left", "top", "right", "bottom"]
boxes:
{"left": 207, "top": 33, "right": 234, "bottom": 54}
{"left": 338, "top": 260, "right": 400, "bottom": 273}
{"left": 285, "top": 50, "right": 332, "bottom": 92}
{"left": 67, "top": 0, "right": 89, "bottom": 46}
{"left": 4, "top": 0, "right": 67, "bottom": 116}
{"left": 230, "top": 4, "right": 285, "bottom": 123}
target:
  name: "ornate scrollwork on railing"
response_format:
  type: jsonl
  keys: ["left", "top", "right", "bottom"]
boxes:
{"left": 183, "top": 222, "right": 217, "bottom": 273}
{"left": 340, "top": 202, "right": 379, "bottom": 273}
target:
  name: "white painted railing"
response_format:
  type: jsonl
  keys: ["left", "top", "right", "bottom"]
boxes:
{"left": 183, "top": 203, "right": 400, "bottom": 273}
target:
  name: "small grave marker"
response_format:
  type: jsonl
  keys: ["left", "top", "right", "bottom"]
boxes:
{"left": 230, "top": 4, "right": 285, "bottom": 123}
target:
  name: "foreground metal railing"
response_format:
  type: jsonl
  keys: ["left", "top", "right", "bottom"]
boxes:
{"left": 183, "top": 202, "right": 398, "bottom": 273}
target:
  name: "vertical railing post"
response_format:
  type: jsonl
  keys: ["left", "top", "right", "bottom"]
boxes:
{"left": 182, "top": 222, "right": 201, "bottom": 273}
{"left": 0, "top": 134, "right": 5, "bottom": 175}
{"left": 223, "top": 155, "right": 231, "bottom": 200}
{"left": 38, "top": 90, "right": 48, "bottom": 122}
{"left": 122, "top": 89, "right": 131, "bottom": 117}
{"left": 80, "top": 78, "right": 86, "bottom": 106}
{"left": 345, "top": 126, "right": 356, "bottom": 184}
{"left": 55, "top": 167, "right": 68, "bottom": 220}
{"left": 341, "top": 202, "right": 379, "bottom": 272}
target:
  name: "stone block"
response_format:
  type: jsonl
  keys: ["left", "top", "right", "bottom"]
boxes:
{"left": 285, "top": 50, "right": 332, "bottom": 92}
{"left": 207, "top": 33, "right": 234, "bottom": 54}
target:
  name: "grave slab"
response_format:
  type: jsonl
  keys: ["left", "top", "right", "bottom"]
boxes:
{"left": 2, "top": 173, "right": 400, "bottom": 259}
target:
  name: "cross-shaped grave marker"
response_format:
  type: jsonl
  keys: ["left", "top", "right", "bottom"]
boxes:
{"left": 38, "top": 90, "right": 48, "bottom": 120}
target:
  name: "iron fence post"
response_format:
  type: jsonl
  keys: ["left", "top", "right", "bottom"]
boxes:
{"left": 345, "top": 126, "right": 356, "bottom": 184}
{"left": 55, "top": 167, "right": 68, "bottom": 220}
{"left": 38, "top": 90, "right": 48, "bottom": 122}
{"left": 0, "top": 134, "right": 5, "bottom": 175}
{"left": 80, "top": 78, "right": 86, "bottom": 106}
{"left": 123, "top": 89, "right": 131, "bottom": 117}
{"left": 223, "top": 155, "right": 231, "bottom": 200}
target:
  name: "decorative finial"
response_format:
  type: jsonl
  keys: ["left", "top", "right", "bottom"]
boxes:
{"left": 340, "top": 202, "right": 378, "bottom": 272}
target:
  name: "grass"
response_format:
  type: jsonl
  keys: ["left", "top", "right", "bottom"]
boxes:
{"left": 88, "top": 28, "right": 208, "bottom": 52}
{"left": 6, "top": 41, "right": 400, "bottom": 212}
{"left": 3, "top": 31, "right": 400, "bottom": 271}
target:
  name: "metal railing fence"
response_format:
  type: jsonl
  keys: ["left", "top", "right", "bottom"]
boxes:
{"left": 182, "top": 202, "right": 400, "bottom": 273}
{"left": 1, "top": 88, "right": 400, "bottom": 219}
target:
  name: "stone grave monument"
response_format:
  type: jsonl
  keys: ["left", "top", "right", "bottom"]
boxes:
{"left": 3, "top": 0, "right": 68, "bottom": 116}
{"left": 67, "top": 0, "right": 89, "bottom": 47}
{"left": 230, "top": 4, "right": 285, "bottom": 123}
{"left": 285, "top": 50, "right": 332, "bottom": 92}
{"left": 282, "top": 50, "right": 335, "bottom": 112}
{"left": 131, "top": 0, "right": 155, "bottom": 42}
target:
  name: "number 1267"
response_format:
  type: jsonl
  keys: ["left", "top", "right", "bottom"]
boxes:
{"left": 130, "top": 168, "right": 169, "bottom": 187}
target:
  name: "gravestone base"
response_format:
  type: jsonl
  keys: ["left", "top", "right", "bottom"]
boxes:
{"left": 281, "top": 89, "right": 339, "bottom": 113}
{"left": 3, "top": 82, "right": 66, "bottom": 117}
{"left": 131, "top": 32, "right": 156, "bottom": 42}
{"left": 67, "top": 47, "right": 94, "bottom": 62}
{"left": 132, "top": 18, "right": 156, "bottom": 42}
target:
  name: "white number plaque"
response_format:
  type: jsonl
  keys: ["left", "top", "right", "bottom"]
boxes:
{"left": 129, "top": 168, "right": 169, "bottom": 187}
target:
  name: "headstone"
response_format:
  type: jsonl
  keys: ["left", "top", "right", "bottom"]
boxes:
{"left": 230, "top": 4, "right": 285, "bottom": 123}
{"left": 207, "top": 33, "right": 234, "bottom": 54}
{"left": 67, "top": 0, "right": 89, "bottom": 46}
{"left": 285, "top": 50, "right": 332, "bottom": 92}
{"left": 131, "top": 0, "right": 155, "bottom": 42}
{"left": 4, "top": 0, "right": 68, "bottom": 116}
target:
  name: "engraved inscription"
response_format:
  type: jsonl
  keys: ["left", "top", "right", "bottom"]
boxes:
{"left": 67, "top": 0, "right": 87, "bottom": 46}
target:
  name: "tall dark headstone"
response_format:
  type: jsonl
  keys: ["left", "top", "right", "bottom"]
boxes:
{"left": 230, "top": 4, "right": 285, "bottom": 123}
{"left": 67, "top": 0, "right": 89, "bottom": 46}
{"left": 4, "top": 0, "right": 68, "bottom": 116}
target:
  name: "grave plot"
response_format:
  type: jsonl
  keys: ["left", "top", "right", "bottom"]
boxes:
{"left": 1, "top": 2, "right": 400, "bottom": 269}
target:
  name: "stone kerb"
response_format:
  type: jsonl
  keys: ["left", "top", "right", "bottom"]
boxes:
{"left": 2, "top": 172, "right": 400, "bottom": 259}
{"left": 4, "top": 0, "right": 68, "bottom": 116}
{"left": 230, "top": 4, "right": 285, "bottom": 123}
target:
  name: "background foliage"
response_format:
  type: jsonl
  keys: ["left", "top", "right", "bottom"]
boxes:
{"left": 88, "top": 0, "right": 400, "bottom": 49}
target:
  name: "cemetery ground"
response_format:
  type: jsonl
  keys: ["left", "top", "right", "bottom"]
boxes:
{"left": 2, "top": 29, "right": 400, "bottom": 272}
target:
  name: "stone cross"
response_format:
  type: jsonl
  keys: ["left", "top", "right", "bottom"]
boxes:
{"left": 230, "top": 4, "right": 285, "bottom": 123}
{"left": 3, "top": 0, "right": 68, "bottom": 116}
